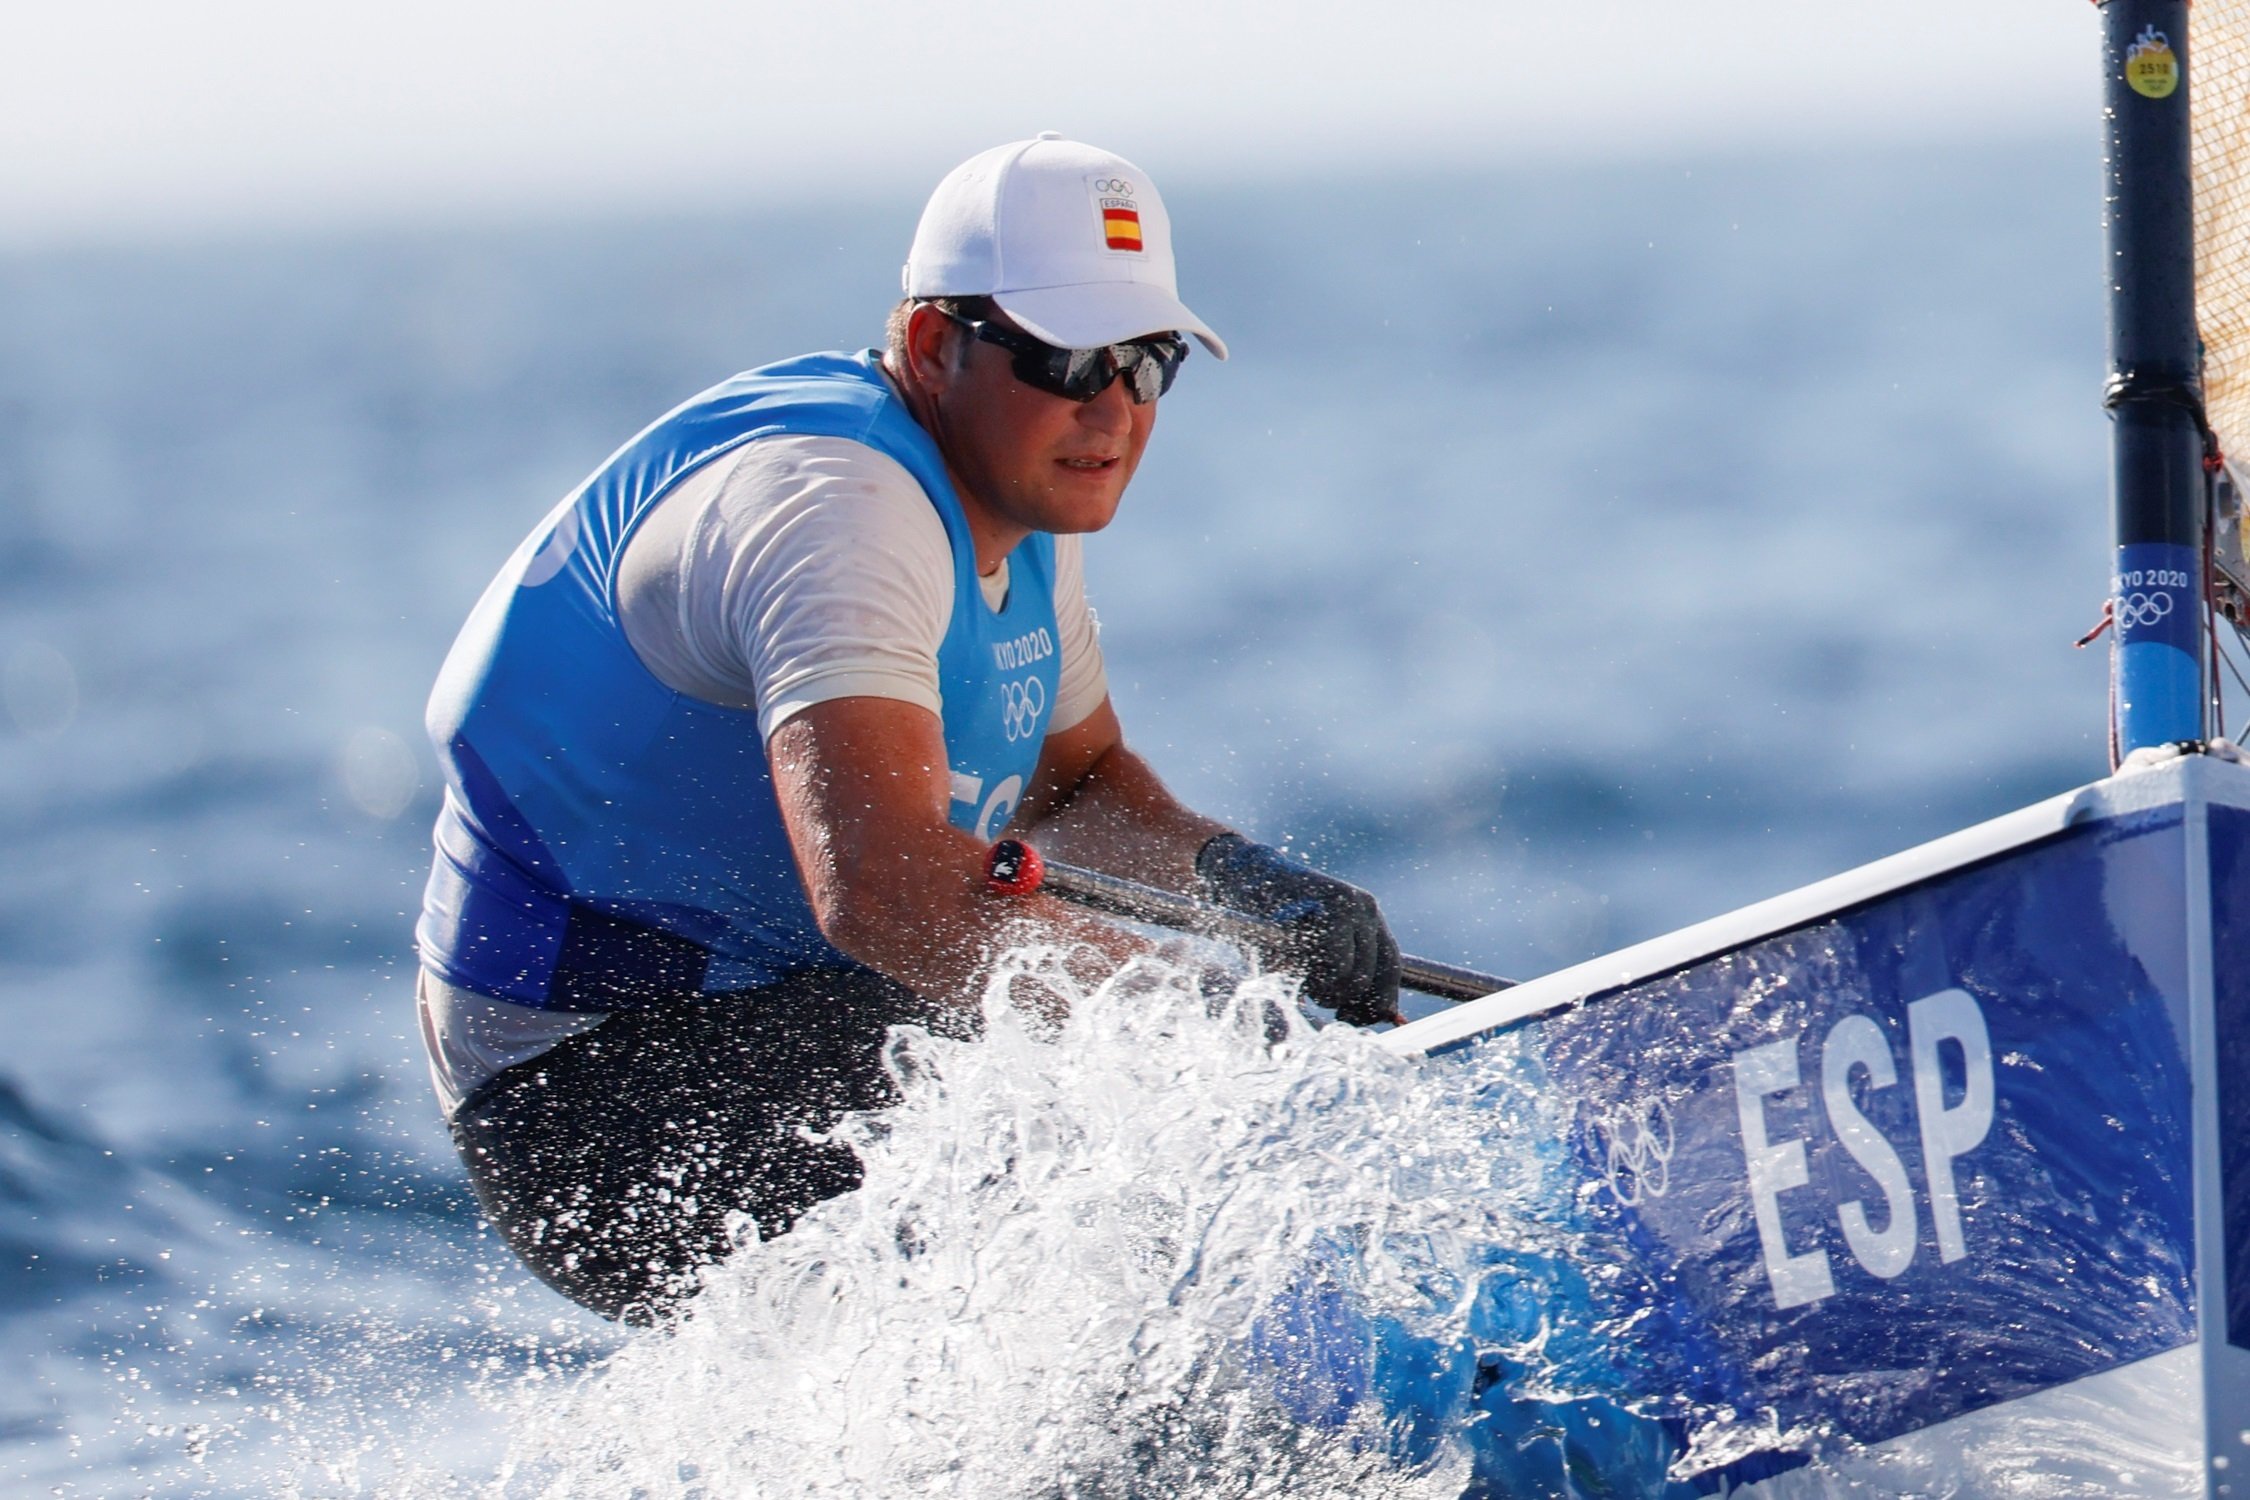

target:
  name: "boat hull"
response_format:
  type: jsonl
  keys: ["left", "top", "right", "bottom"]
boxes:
{"left": 1375, "top": 753, "right": 2250, "bottom": 1496}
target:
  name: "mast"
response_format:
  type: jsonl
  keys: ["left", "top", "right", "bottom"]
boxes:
{"left": 2102, "top": 0, "right": 2207, "bottom": 756}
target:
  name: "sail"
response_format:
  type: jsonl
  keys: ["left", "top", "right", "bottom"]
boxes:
{"left": 2196, "top": 0, "right": 2250, "bottom": 466}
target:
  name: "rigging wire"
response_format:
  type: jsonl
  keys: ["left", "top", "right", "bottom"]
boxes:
{"left": 2216, "top": 631, "right": 2250, "bottom": 740}
{"left": 2207, "top": 493, "right": 2225, "bottom": 739}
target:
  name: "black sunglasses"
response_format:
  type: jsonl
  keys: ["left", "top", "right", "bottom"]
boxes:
{"left": 938, "top": 309, "right": 1189, "bottom": 405}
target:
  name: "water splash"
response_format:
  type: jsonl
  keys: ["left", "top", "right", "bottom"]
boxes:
{"left": 482, "top": 950, "right": 1592, "bottom": 1499}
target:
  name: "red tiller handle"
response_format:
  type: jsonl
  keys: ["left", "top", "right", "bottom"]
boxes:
{"left": 984, "top": 838, "right": 1046, "bottom": 897}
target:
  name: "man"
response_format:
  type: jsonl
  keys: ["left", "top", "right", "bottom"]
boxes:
{"left": 415, "top": 135, "right": 1402, "bottom": 1322}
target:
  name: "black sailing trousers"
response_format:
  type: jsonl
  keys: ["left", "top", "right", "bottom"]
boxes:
{"left": 448, "top": 967, "right": 969, "bottom": 1323}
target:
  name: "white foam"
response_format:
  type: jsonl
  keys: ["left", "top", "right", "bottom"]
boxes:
{"left": 486, "top": 951, "right": 1533, "bottom": 1498}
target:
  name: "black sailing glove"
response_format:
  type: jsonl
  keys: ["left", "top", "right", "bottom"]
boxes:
{"left": 1194, "top": 833, "right": 1403, "bottom": 1026}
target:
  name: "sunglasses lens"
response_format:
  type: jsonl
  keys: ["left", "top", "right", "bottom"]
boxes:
{"left": 1120, "top": 338, "right": 1186, "bottom": 404}
{"left": 1125, "top": 356, "right": 1158, "bottom": 404}
{"left": 1019, "top": 346, "right": 1130, "bottom": 404}
{"left": 1062, "top": 347, "right": 1112, "bottom": 401}
{"left": 972, "top": 312, "right": 1187, "bottom": 404}
{"left": 1128, "top": 346, "right": 1172, "bottom": 403}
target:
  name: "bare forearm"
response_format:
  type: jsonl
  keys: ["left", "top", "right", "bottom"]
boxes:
{"left": 816, "top": 818, "right": 1149, "bottom": 1003}
{"left": 770, "top": 705, "right": 1149, "bottom": 1007}
{"left": 1016, "top": 741, "right": 1229, "bottom": 892}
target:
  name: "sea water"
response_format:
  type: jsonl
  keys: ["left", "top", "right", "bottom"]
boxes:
{"left": 0, "top": 138, "right": 2152, "bottom": 1494}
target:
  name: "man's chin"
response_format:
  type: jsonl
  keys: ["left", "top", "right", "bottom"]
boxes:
{"left": 1066, "top": 499, "right": 1123, "bottom": 535}
{"left": 1032, "top": 488, "right": 1125, "bottom": 536}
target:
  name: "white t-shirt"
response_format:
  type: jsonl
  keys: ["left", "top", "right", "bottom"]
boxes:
{"left": 615, "top": 433, "right": 1109, "bottom": 738}
{"left": 423, "top": 433, "right": 1111, "bottom": 1116}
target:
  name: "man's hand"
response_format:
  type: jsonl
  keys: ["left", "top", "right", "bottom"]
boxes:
{"left": 1193, "top": 834, "right": 1402, "bottom": 1026}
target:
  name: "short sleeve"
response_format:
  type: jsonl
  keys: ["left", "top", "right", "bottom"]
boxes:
{"left": 1048, "top": 534, "right": 1109, "bottom": 734}
{"left": 616, "top": 434, "right": 956, "bottom": 740}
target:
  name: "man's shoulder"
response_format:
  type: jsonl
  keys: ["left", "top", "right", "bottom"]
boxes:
{"left": 699, "top": 434, "right": 943, "bottom": 546}
{"left": 728, "top": 348, "right": 885, "bottom": 388}
{"left": 699, "top": 350, "right": 893, "bottom": 427}
{"left": 651, "top": 348, "right": 947, "bottom": 476}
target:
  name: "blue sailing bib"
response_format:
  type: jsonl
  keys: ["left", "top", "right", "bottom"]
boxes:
{"left": 417, "top": 351, "right": 1061, "bottom": 1007}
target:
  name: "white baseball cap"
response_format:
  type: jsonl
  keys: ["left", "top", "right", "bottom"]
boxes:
{"left": 903, "top": 134, "right": 1228, "bottom": 361}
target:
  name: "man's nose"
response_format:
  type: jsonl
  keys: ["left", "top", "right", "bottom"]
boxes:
{"left": 1076, "top": 373, "right": 1134, "bottom": 435}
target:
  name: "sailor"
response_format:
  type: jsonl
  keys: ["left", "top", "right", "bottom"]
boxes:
{"left": 414, "top": 135, "right": 1402, "bottom": 1321}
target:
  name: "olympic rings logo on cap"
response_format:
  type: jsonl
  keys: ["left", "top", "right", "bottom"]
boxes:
{"left": 1001, "top": 676, "right": 1048, "bottom": 742}
{"left": 1092, "top": 178, "right": 1135, "bottom": 196}
{"left": 2117, "top": 590, "right": 2174, "bottom": 630}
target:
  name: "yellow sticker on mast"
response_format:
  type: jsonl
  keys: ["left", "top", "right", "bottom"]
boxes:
{"left": 2127, "top": 24, "right": 2181, "bottom": 100}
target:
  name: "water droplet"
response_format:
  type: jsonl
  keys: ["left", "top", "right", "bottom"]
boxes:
{"left": 337, "top": 726, "right": 421, "bottom": 819}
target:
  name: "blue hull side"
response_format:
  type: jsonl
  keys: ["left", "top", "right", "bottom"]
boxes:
{"left": 1355, "top": 756, "right": 2250, "bottom": 1495}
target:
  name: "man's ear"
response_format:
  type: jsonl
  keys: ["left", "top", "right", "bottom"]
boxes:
{"left": 905, "top": 303, "right": 966, "bottom": 386}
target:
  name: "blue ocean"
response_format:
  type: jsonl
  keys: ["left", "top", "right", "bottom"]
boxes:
{"left": 0, "top": 138, "right": 2131, "bottom": 1495}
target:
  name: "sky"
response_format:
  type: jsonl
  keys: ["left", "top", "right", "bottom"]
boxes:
{"left": 4, "top": 0, "right": 2100, "bottom": 248}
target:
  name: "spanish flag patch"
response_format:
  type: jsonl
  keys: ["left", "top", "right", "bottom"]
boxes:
{"left": 1101, "top": 203, "right": 1142, "bottom": 252}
